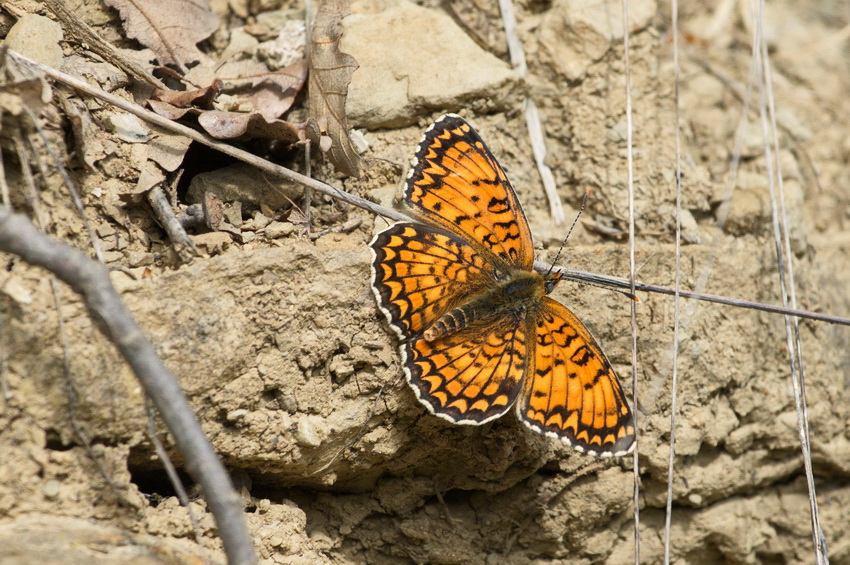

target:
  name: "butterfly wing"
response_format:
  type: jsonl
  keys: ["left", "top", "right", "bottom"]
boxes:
{"left": 370, "top": 222, "right": 494, "bottom": 339}
{"left": 405, "top": 317, "right": 529, "bottom": 424}
{"left": 519, "top": 297, "right": 635, "bottom": 456}
{"left": 371, "top": 221, "right": 527, "bottom": 423}
{"left": 404, "top": 114, "right": 535, "bottom": 269}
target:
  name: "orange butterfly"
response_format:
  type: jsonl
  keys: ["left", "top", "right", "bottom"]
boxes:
{"left": 369, "top": 115, "right": 635, "bottom": 456}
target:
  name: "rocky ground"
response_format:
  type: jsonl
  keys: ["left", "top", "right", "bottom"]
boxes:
{"left": 1, "top": 0, "right": 849, "bottom": 563}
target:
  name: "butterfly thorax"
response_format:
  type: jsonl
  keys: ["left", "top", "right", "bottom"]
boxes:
{"left": 422, "top": 269, "right": 561, "bottom": 342}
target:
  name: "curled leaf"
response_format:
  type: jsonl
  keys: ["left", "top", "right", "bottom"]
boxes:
{"left": 222, "top": 60, "right": 308, "bottom": 121}
{"left": 197, "top": 110, "right": 299, "bottom": 142}
{"left": 152, "top": 79, "right": 222, "bottom": 109}
{"left": 307, "top": 0, "right": 361, "bottom": 177}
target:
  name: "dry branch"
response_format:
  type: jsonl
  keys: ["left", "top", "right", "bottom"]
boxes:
{"left": 0, "top": 206, "right": 257, "bottom": 565}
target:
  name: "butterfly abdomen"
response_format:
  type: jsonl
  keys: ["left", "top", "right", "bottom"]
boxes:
{"left": 423, "top": 270, "right": 545, "bottom": 341}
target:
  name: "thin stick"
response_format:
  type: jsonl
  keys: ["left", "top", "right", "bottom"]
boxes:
{"left": 24, "top": 106, "right": 106, "bottom": 263}
{"left": 303, "top": 0, "right": 314, "bottom": 228}
{"left": 497, "top": 0, "right": 564, "bottom": 224}
{"left": 146, "top": 186, "right": 196, "bottom": 263}
{"left": 756, "top": 2, "right": 827, "bottom": 560}
{"left": 10, "top": 50, "right": 850, "bottom": 330}
{"left": 549, "top": 265, "right": 850, "bottom": 325}
{"left": 0, "top": 135, "right": 9, "bottom": 206}
{"left": 0, "top": 207, "right": 258, "bottom": 565}
{"left": 144, "top": 395, "right": 204, "bottom": 547}
{"left": 664, "top": 0, "right": 683, "bottom": 561}
{"left": 620, "top": 0, "right": 640, "bottom": 561}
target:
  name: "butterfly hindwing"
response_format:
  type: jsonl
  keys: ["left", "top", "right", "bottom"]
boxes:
{"left": 405, "top": 317, "right": 529, "bottom": 425}
{"left": 404, "top": 114, "right": 535, "bottom": 270}
{"left": 519, "top": 297, "right": 635, "bottom": 456}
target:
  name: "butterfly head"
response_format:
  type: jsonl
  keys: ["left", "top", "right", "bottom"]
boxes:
{"left": 543, "top": 270, "right": 562, "bottom": 296}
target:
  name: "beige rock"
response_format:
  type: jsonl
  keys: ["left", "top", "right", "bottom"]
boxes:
{"left": 342, "top": 0, "right": 520, "bottom": 128}
{"left": 187, "top": 162, "right": 304, "bottom": 208}
{"left": 540, "top": 0, "right": 656, "bottom": 80}
{"left": 5, "top": 14, "right": 64, "bottom": 70}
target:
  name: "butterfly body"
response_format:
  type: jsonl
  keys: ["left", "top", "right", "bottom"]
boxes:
{"left": 370, "top": 114, "right": 635, "bottom": 456}
{"left": 423, "top": 267, "right": 553, "bottom": 342}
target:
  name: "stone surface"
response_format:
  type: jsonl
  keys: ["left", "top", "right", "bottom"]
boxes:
{"left": 5, "top": 14, "right": 64, "bottom": 70}
{"left": 342, "top": 0, "right": 520, "bottom": 128}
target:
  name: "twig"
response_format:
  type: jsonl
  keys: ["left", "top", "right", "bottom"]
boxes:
{"left": 620, "top": 0, "right": 641, "bottom": 561}
{"left": 0, "top": 207, "right": 258, "bottom": 565}
{"left": 755, "top": 2, "right": 827, "bottom": 560}
{"left": 144, "top": 395, "right": 204, "bottom": 548}
{"left": 43, "top": 0, "right": 167, "bottom": 90}
{"left": 146, "top": 186, "right": 197, "bottom": 263}
{"left": 497, "top": 0, "right": 565, "bottom": 224}
{"left": 8, "top": 50, "right": 850, "bottom": 329}
{"left": 664, "top": 0, "right": 683, "bottom": 561}
{"left": 0, "top": 135, "right": 9, "bottom": 206}
{"left": 303, "top": 0, "right": 314, "bottom": 229}
{"left": 550, "top": 264, "right": 850, "bottom": 326}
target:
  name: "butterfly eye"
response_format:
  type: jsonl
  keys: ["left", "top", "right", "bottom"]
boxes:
{"left": 544, "top": 280, "right": 556, "bottom": 294}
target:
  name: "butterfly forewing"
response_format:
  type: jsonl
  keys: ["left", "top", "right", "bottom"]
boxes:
{"left": 370, "top": 222, "right": 495, "bottom": 339}
{"left": 405, "top": 114, "right": 534, "bottom": 270}
{"left": 519, "top": 298, "right": 635, "bottom": 456}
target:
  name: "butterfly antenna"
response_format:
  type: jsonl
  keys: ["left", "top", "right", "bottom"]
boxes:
{"left": 546, "top": 190, "right": 590, "bottom": 276}
{"left": 547, "top": 190, "right": 639, "bottom": 303}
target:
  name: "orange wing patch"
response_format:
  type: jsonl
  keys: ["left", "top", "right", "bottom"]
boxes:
{"left": 406, "top": 318, "right": 529, "bottom": 424}
{"left": 519, "top": 298, "right": 635, "bottom": 456}
{"left": 405, "top": 114, "right": 534, "bottom": 269}
{"left": 370, "top": 222, "right": 494, "bottom": 338}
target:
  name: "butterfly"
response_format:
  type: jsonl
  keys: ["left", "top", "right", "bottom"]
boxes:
{"left": 369, "top": 114, "right": 635, "bottom": 456}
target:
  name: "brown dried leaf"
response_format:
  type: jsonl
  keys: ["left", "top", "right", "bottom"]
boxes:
{"left": 221, "top": 61, "right": 307, "bottom": 121}
{"left": 147, "top": 99, "right": 193, "bottom": 120}
{"left": 145, "top": 63, "right": 304, "bottom": 146}
{"left": 152, "top": 79, "right": 222, "bottom": 109}
{"left": 103, "top": 0, "right": 219, "bottom": 71}
{"left": 197, "top": 110, "right": 299, "bottom": 143}
{"left": 307, "top": 0, "right": 360, "bottom": 177}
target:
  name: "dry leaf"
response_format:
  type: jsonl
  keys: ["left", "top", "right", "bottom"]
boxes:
{"left": 147, "top": 64, "right": 305, "bottom": 145}
{"left": 228, "top": 62, "right": 307, "bottom": 121}
{"left": 104, "top": 0, "right": 219, "bottom": 71}
{"left": 197, "top": 110, "right": 299, "bottom": 143}
{"left": 307, "top": 0, "right": 361, "bottom": 177}
{"left": 147, "top": 99, "right": 193, "bottom": 120}
{"left": 152, "top": 79, "right": 222, "bottom": 109}
{"left": 148, "top": 99, "right": 299, "bottom": 143}
{"left": 217, "top": 60, "right": 307, "bottom": 121}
